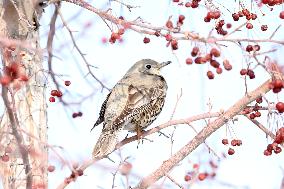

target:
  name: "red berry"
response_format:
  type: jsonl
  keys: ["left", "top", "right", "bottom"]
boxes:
{"left": 247, "top": 69, "right": 255, "bottom": 79}
{"left": 77, "top": 112, "right": 83, "bottom": 117}
{"left": 222, "top": 138, "right": 229, "bottom": 145}
{"left": 228, "top": 148, "right": 235, "bottom": 155}
{"left": 166, "top": 20, "right": 173, "bottom": 28}
{"left": 273, "top": 79, "right": 283, "bottom": 88}
{"left": 231, "top": 139, "right": 237, "bottom": 146}
{"left": 193, "top": 163, "right": 199, "bottom": 169}
{"left": 236, "top": 140, "right": 242, "bottom": 146}
{"left": 274, "top": 146, "right": 282, "bottom": 154}
{"left": 207, "top": 11, "right": 215, "bottom": 19}
{"left": 264, "top": 149, "right": 272, "bottom": 156}
{"left": 56, "top": 91, "right": 63, "bottom": 97}
{"left": 240, "top": 69, "right": 247, "bottom": 75}
{"left": 185, "top": 2, "right": 191, "bottom": 7}
{"left": 255, "top": 111, "right": 261, "bottom": 117}
{"left": 198, "top": 173, "right": 207, "bottom": 181}
{"left": 261, "top": 25, "right": 268, "bottom": 31}
{"left": 276, "top": 102, "right": 284, "bottom": 113}
{"left": 171, "top": 40, "right": 178, "bottom": 50}
{"left": 246, "top": 23, "right": 253, "bottom": 29}
{"left": 1, "top": 154, "right": 9, "bottom": 162}
{"left": 186, "top": 58, "right": 193, "bottom": 65}
{"left": 274, "top": 132, "right": 284, "bottom": 144}
{"left": 143, "top": 37, "right": 150, "bottom": 44}
{"left": 165, "top": 34, "right": 172, "bottom": 41}
{"left": 279, "top": 11, "right": 284, "bottom": 19}
{"left": 64, "top": 81, "right": 71, "bottom": 86}
{"left": 207, "top": 71, "right": 214, "bottom": 79}
{"left": 191, "top": 47, "right": 199, "bottom": 57}
{"left": 223, "top": 60, "right": 232, "bottom": 71}
{"left": 246, "top": 45, "right": 253, "bottom": 52}
{"left": 210, "top": 48, "right": 220, "bottom": 57}
{"left": 273, "top": 87, "right": 282, "bottom": 93}
{"left": 184, "top": 174, "right": 191, "bottom": 182}
{"left": 213, "top": 11, "right": 221, "bottom": 19}
{"left": 48, "top": 165, "right": 55, "bottom": 172}
{"left": 191, "top": 1, "right": 199, "bottom": 8}
{"left": 178, "top": 15, "right": 185, "bottom": 22}
{"left": 50, "top": 90, "right": 58, "bottom": 96}
{"left": 251, "top": 13, "right": 257, "bottom": 20}
{"left": 226, "top": 23, "right": 232, "bottom": 29}
{"left": 72, "top": 113, "right": 78, "bottom": 118}
{"left": 194, "top": 57, "right": 206, "bottom": 64}
{"left": 204, "top": 16, "right": 211, "bottom": 22}
{"left": 210, "top": 60, "right": 220, "bottom": 68}
{"left": 49, "top": 97, "right": 55, "bottom": 103}
{"left": 249, "top": 113, "right": 256, "bottom": 119}
{"left": 253, "top": 45, "right": 260, "bottom": 51}
{"left": 232, "top": 13, "right": 239, "bottom": 21}
{"left": 256, "top": 97, "right": 263, "bottom": 103}
{"left": 216, "top": 67, "right": 223, "bottom": 74}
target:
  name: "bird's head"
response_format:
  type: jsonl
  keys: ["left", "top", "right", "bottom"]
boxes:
{"left": 126, "top": 59, "right": 171, "bottom": 76}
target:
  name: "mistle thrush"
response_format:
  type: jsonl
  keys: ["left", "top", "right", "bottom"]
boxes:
{"left": 91, "top": 59, "right": 171, "bottom": 159}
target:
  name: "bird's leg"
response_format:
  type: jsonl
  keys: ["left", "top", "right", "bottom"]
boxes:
{"left": 136, "top": 125, "right": 143, "bottom": 144}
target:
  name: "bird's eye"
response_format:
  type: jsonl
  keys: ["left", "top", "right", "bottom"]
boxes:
{"left": 145, "top": 64, "right": 151, "bottom": 69}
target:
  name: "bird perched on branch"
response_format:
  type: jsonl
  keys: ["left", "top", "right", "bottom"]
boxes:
{"left": 91, "top": 59, "right": 171, "bottom": 159}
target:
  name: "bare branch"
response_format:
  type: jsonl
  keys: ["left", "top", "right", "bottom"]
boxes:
{"left": 134, "top": 79, "right": 271, "bottom": 189}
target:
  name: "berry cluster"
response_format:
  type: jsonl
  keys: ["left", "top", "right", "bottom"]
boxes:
{"left": 241, "top": 98, "right": 262, "bottom": 119}
{"left": 109, "top": 28, "right": 125, "bottom": 44}
{"left": 164, "top": 15, "right": 186, "bottom": 50}
{"left": 186, "top": 47, "right": 232, "bottom": 79}
{"left": 184, "top": 161, "right": 217, "bottom": 182}
{"left": 264, "top": 127, "right": 284, "bottom": 156}
{"left": 204, "top": 11, "right": 221, "bottom": 22}
{"left": 164, "top": 32, "right": 179, "bottom": 50}
{"left": 184, "top": 0, "right": 201, "bottom": 8}
{"left": 72, "top": 112, "right": 83, "bottom": 118}
{"left": 240, "top": 68, "right": 256, "bottom": 79}
{"left": 215, "top": 20, "right": 228, "bottom": 36}
{"left": 49, "top": 89, "right": 63, "bottom": 103}
{"left": 246, "top": 44, "right": 260, "bottom": 53}
{"left": 64, "top": 169, "right": 84, "bottom": 184}
{"left": 232, "top": 9, "right": 257, "bottom": 22}
{"left": 261, "top": 0, "right": 284, "bottom": 6}
{"left": 222, "top": 138, "right": 242, "bottom": 155}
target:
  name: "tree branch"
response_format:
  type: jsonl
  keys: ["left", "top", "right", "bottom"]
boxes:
{"left": 1, "top": 85, "right": 32, "bottom": 189}
{"left": 134, "top": 79, "right": 271, "bottom": 189}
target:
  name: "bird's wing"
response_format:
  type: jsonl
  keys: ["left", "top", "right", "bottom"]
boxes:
{"left": 104, "top": 84, "right": 164, "bottom": 132}
{"left": 90, "top": 92, "right": 111, "bottom": 131}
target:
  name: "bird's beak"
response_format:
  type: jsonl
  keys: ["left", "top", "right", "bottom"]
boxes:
{"left": 158, "top": 61, "right": 171, "bottom": 69}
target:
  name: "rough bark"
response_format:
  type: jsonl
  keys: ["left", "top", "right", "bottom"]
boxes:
{"left": 0, "top": 0, "right": 47, "bottom": 189}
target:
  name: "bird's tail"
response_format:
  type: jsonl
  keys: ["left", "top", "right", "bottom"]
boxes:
{"left": 92, "top": 129, "right": 121, "bottom": 159}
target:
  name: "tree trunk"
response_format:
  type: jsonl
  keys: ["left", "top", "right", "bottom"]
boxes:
{"left": 0, "top": 0, "right": 47, "bottom": 189}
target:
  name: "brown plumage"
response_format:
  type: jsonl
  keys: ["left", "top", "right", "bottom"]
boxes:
{"left": 91, "top": 59, "right": 171, "bottom": 159}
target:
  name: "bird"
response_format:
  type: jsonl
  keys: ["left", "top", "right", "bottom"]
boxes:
{"left": 91, "top": 59, "right": 171, "bottom": 159}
